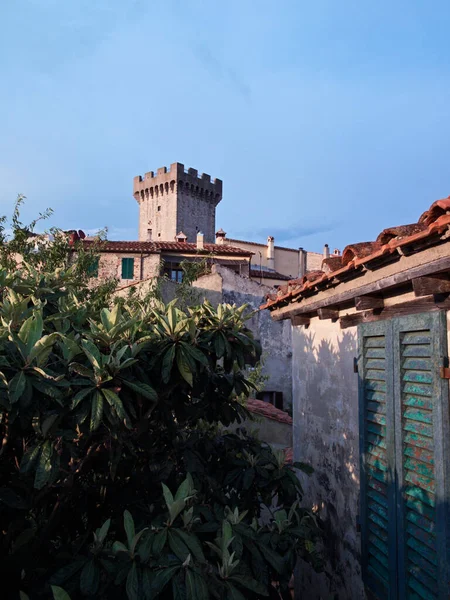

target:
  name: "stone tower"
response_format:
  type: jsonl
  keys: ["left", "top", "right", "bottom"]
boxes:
{"left": 133, "top": 162, "right": 223, "bottom": 243}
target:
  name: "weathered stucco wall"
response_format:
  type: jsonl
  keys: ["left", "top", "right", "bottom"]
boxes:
{"left": 292, "top": 318, "right": 365, "bottom": 599}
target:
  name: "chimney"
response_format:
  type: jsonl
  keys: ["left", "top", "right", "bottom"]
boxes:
{"left": 323, "top": 244, "right": 330, "bottom": 259}
{"left": 176, "top": 231, "right": 187, "bottom": 243}
{"left": 196, "top": 231, "right": 204, "bottom": 250}
{"left": 215, "top": 228, "right": 226, "bottom": 245}
{"left": 333, "top": 248, "right": 341, "bottom": 256}
{"left": 267, "top": 236, "right": 275, "bottom": 270}
{"left": 299, "top": 247, "right": 307, "bottom": 278}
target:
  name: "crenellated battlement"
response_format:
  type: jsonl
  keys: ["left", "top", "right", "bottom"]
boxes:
{"left": 133, "top": 161, "right": 222, "bottom": 243}
{"left": 133, "top": 162, "right": 222, "bottom": 205}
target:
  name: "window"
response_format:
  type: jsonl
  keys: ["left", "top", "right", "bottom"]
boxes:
{"left": 157, "top": 205, "right": 161, "bottom": 212}
{"left": 87, "top": 257, "right": 99, "bottom": 278}
{"left": 358, "top": 313, "right": 449, "bottom": 599}
{"left": 121, "top": 257, "right": 134, "bottom": 280}
{"left": 147, "top": 229, "right": 152, "bottom": 241}
{"left": 256, "top": 391, "right": 283, "bottom": 410}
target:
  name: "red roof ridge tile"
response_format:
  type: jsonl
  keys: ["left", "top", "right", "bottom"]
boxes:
{"left": 260, "top": 194, "right": 450, "bottom": 311}
{"left": 79, "top": 239, "right": 253, "bottom": 256}
{"left": 246, "top": 398, "right": 293, "bottom": 424}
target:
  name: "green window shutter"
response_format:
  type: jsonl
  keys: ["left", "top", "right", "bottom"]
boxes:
{"left": 359, "top": 313, "right": 450, "bottom": 599}
{"left": 121, "top": 258, "right": 134, "bottom": 280}
{"left": 358, "top": 321, "right": 397, "bottom": 599}
{"left": 393, "top": 312, "right": 449, "bottom": 600}
{"left": 87, "top": 257, "right": 99, "bottom": 277}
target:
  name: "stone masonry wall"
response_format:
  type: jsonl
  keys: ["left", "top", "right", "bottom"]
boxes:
{"left": 97, "top": 253, "right": 160, "bottom": 283}
{"left": 133, "top": 163, "right": 222, "bottom": 243}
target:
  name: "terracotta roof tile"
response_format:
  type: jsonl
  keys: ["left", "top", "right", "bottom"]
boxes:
{"left": 342, "top": 241, "right": 383, "bottom": 266}
{"left": 419, "top": 196, "right": 450, "bottom": 226}
{"left": 376, "top": 223, "right": 427, "bottom": 244}
{"left": 78, "top": 240, "right": 253, "bottom": 256}
{"left": 261, "top": 196, "right": 450, "bottom": 311}
{"left": 322, "top": 256, "right": 344, "bottom": 273}
{"left": 246, "top": 399, "right": 293, "bottom": 424}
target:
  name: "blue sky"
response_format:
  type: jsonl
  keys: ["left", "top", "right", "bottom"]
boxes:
{"left": 1, "top": 1, "right": 450, "bottom": 252}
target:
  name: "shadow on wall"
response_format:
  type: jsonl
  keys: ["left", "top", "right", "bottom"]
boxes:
{"left": 294, "top": 325, "right": 449, "bottom": 600}
{"left": 293, "top": 327, "right": 364, "bottom": 600}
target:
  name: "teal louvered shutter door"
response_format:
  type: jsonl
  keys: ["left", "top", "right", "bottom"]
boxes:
{"left": 359, "top": 321, "right": 397, "bottom": 598}
{"left": 121, "top": 258, "right": 134, "bottom": 280}
{"left": 393, "top": 312, "right": 450, "bottom": 600}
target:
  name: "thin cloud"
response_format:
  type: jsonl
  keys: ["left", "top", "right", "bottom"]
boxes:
{"left": 233, "top": 222, "right": 337, "bottom": 244}
{"left": 192, "top": 42, "right": 251, "bottom": 100}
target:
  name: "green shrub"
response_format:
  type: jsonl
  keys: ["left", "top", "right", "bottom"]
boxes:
{"left": 0, "top": 200, "right": 322, "bottom": 599}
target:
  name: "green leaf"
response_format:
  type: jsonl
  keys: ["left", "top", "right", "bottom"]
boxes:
{"left": 28, "top": 333, "right": 59, "bottom": 364}
{"left": 142, "top": 569, "right": 153, "bottom": 600}
{"left": 137, "top": 532, "right": 154, "bottom": 563}
{"left": 175, "top": 473, "right": 194, "bottom": 502}
{"left": 161, "top": 345, "right": 176, "bottom": 383}
{"left": 214, "top": 333, "right": 225, "bottom": 358}
{"left": 152, "top": 528, "right": 168, "bottom": 555}
{"left": 226, "top": 583, "right": 246, "bottom": 600}
{"left": 70, "top": 362, "right": 95, "bottom": 379}
{"left": 122, "top": 379, "right": 158, "bottom": 402}
{"left": 81, "top": 339, "right": 101, "bottom": 370}
{"left": 126, "top": 562, "right": 140, "bottom": 600}
{"left": 172, "top": 530, "right": 205, "bottom": 563}
{"left": 124, "top": 510, "right": 135, "bottom": 550}
{"left": 176, "top": 350, "right": 193, "bottom": 386}
{"left": 41, "top": 414, "right": 58, "bottom": 437}
{"left": 102, "top": 388, "right": 131, "bottom": 428}
{"left": 112, "top": 541, "right": 129, "bottom": 554}
{"left": 96, "top": 518, "right": 111, "bottom": 544}
{"left": 34, "top": 440, "right": 53, "bottom": 490}
{"left": 257, "top": 544, "right": 285, "bottom": 575}
{"left": 19, "top": 592, "right": 30, "bottom": 600}
{"left": 151, "top": 566, "right": 180, "bottom": 597}
{"left": 162, "top": 482, "right": 174, "bottom": 509}
{"left": 58, "top": 335, "right": 81, "bottom": 361}
{"left": 51, "top": 586, "right": 71, "bottom": 600}
{"left": 9, "top": 371, "right": 26, "bottom": 404}
{"left": 80, "top": 560, "right": 100, "bottom": 596}
{"left": 293, "top": 461, "right": 314, "bottom": 475}
{"left": 71, "top": 386, "right": 95, "bottom": 409}
{"left": 186, "top": 570, "right": 209, "bottom": 600}
{"left": 90, "top": 391, "right": 103, "bottom": 432}
{"left": 20, "top": 444, "right": 41, "bottom": 474}
{"left": 168, "top": 530, "right": 190, "bottom": 561}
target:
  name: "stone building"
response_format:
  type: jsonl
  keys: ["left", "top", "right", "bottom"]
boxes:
{"left": 263, "top": 196, "right": 450, "bottom": 599}
{"left": 132, "top": 162, "right": 327, "bottom": 286}
{"left": 133, "top": 162, "right": 222, "bottom": 244}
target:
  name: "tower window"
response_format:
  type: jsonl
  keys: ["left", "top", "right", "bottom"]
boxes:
{"left": 158, "top": 233, "right": 161, "bottom": 237}
{"left": 147, "top": 229, "right": 152, "bottom": 241}
{"left": 157, "top": 206, "right": 161, "bottom": 212}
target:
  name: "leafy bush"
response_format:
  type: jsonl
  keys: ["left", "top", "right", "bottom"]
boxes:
{"left": 0, "top": 201, "right": 322, "bottom": 599}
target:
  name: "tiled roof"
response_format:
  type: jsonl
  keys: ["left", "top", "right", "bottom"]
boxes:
{"left": 249, "top": 269, "right": 291, "bottom": 281}
{"left": 225, "top": 238, "right": 302, "bottom": 253}
{"left": 78, "top": 240, "right": 253, "bottom": 256}
{"left": 262, "top": 197, "right": 450, "bottom": 311}
{"left": 246, "top": 398, "right": 293, "bottom": 424}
